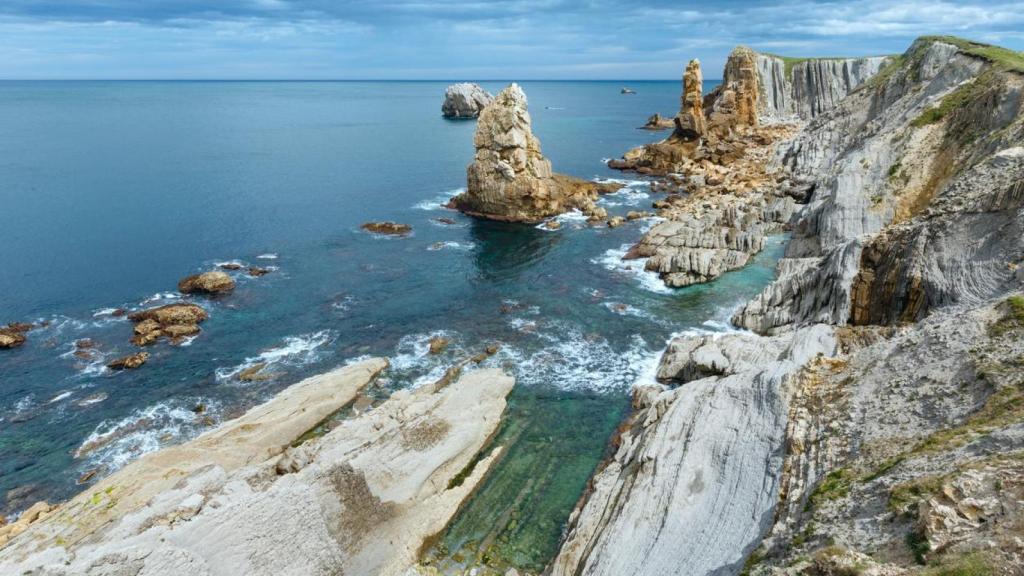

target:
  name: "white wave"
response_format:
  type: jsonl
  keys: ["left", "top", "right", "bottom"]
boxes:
{"left": 142, "top": 292, "right": 180, "bottom": 306}
{"left": 414, "top": 188, "right": 464, "bottom": 211}
{"left": 257, "top": 253, "right": 278, "bottom": 260}
{"left": 214, "top": 259, "right": 246, "bottom": 268}
{"left": 493, "top": 332, "right": 662, "bottom": 395}
{"left": 593, "top": 243, "right": 673, "bottom": 295}
{"left": 384, "top": 331, "right": 460, "bottom": 390}
{"left": 332, "top": 295, "right": 356, "bottom": 312}
{"left": 602, "top": 301, "right": 651, "bottom": 319}
{"left": 597, "top": 184, "right": 651, "bottom": 208}
{"left": 74, "top": 399, "right": 220, "bottom": 473}
{"left": 535, "top": 210, "right": 592, "bottom": 232}
{"left": 427, "top": 241, "right": 474, "bottom": 251}
{"left": 216, "top": 330, "right": 336, "bottom": 382}
{"left": 76, "top": 393, "right": 108, "bottom": 407}
{"left": 92, "top": 308, "right": 125, "bottom": 318}
{"left": 48, "top": 391, "right": 74, "bottom": 404}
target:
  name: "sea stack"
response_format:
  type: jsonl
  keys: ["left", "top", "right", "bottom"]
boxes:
{"left": 449, "top": 83, "right": 618, "bottom": 223}
{"left": 441, "top": 83, "right": 493, "bottom": 118}
{"left": 673, "top": 59, "right": 707, "bottom": 140}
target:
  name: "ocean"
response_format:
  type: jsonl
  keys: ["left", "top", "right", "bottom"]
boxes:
{"left": 0, "top": 79, "right": 781, "bottom": 570}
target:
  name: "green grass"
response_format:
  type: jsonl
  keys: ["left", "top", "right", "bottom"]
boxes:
{"left": 989, "top": 295, "right": 1024, "bottom": 336}
{"left": 809, "top": 468, "right": 855, "bottom": 507}
{"left": 910, "top": 77, "right": 989, "bottom": 128}
{"left": 920, "top": 35, "right": 1024, "bottom": 73}
{"left": 906, "top": 530, "right": 931, "bottom": 565}
{"left": 921, "top": 551, "right": 996, "bottom": 576}
{"left": 888, "top": 474, "right": 945, "bottom": 513}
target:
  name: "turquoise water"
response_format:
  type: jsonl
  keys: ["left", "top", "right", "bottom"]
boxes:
{"left": 0, "top": 79, "right": 778, "bottom": 569}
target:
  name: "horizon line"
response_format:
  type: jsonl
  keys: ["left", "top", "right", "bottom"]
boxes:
{"left": 0, "top": 78, "right": 723, "bottom": 83}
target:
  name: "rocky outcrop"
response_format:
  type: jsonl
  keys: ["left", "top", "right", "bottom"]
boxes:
{"left": 178, "top": 270, "right": 235, "bottom": 295}
{"left": 550, "top": 326, "right": 837, "bottom": 576}
{"left": 707, "top": 46, "right": 760, "bottom": 129}
{"left": 128, "top": 302, "right": 208, "bottom": 346}
{"left": 0, "top": 323, "right": 31, "bottom": 349}
{"left": 448, "top": 83, "right": 619, "bottom": 223}
{"left": 0, "top": 359, "right": 515, "bottom": 576}
{"left": 441, "top": 83, "right": 493, "bottom": 119}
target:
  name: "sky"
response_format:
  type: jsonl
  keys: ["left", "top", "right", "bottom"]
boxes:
{"left": 2, "top": 0, "right": 1024, "bottom": 79}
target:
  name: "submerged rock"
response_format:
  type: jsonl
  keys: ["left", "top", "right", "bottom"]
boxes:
{"left": 442, "top": 83, "right": 494, "bottom": 119}
{"left": 640, "top": 113, "right": 674, "bottom": 130}
{"left": 106, "top": 351, "right": 149, "bottom": 370}
{"left": 448, "top": 83, "right": 620, "bottom": 223}
{"left": 428, "top": 336, "right": 450, "bottom": 354}
{"left": 178, "top": 271, "right": 235, "bottom": 295}
{"left": 361, "top": 221, "right": 412, "bottom": 235}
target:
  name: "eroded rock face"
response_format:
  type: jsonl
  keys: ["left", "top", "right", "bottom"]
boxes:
{"left": 755, "top": 53, "right": 891, "bottom": 121}
{"left": 449, "top": 83, "right": 618, "bottom": 222}
{"left": 707, "top": 46, "right": 760, "bottom": 130}
{"left": 0, "top": 360, "right": 515, "bottom": 576}
{"left": 441, "top": 83, "right": 494, "bottom": 118}
{"left": 178, "top": 271, "right": 235, "bottom": 295}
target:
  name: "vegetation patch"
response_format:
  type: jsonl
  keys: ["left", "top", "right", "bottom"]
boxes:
{"left": 888, "top": 474, "right": 945, "bottom": 513}
{"left": 809, "top": 468, "right": 855, "bottom": 507}
{"left": 921, "top": 35, "right": 1024, "bottom": 73}
{"left": 921, "top": 551, "right": 996, "bottom": 576}
{"left": 906, "top": 530, "right": 931, "bottom": 565}
{"left": 911, "top": 381, "right": 1024, "bottom": 455}
{"left": 990, "top": 295, "right": 1024, "bottom": 337}
{"left": 910, "top": 78, "right": 987, "bottom": 128}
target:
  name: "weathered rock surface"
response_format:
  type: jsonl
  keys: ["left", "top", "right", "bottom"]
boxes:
{"left": 128, "top": 302, "right": 208, "bottom": 346}
{"left": 0, "top": 359, "right": 515, "bottom": 576}
{"left": 550, "top": 325, "right": 837, "bottom": 576}
{"left": 449, "top": 83, "right": 619, "bottom": 222}
{"left": 442, "top": 83, "right": 494, "bottom": 118}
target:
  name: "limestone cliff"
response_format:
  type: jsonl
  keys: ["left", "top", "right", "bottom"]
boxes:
{"left": 755, "top": 53, "right": 891, "bottom": 121}
{"left": 551, "top": 36, "right": 1024, "bottom": 576}
{"left": 449, "top": 83, "right": 617, "bottom": 223}
{"left": 0, "top": 361, "right": 515, "bottom": 576}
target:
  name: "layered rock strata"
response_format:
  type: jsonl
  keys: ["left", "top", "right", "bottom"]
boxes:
{"left": 0, "top": 359, "right": 515, "bottom": 576}
{"left": 734, "top": 37, "right": 1024, "bottom": 334}
{"left": 442, "top": 83, "right": 494, "bottom": 118}
{"left": 449, "top": 83, "right": 619, "bottom": 223}
{"left": 550, "top": 326, "right": 837, "bottom": 576}
{"left": 552, "top": 36, "right": 1024, "bottom": 576}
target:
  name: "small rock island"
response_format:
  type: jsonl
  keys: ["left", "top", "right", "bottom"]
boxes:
{"left": 448, "top": 83, "right": 619, "bottom": 223}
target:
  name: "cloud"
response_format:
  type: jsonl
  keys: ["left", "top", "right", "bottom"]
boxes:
{"left": 0, "top": 0, "right": 1021, "bottom": 78}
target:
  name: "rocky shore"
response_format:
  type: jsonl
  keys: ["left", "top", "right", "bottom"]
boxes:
{"left": 2, "top": 34, "right": 1022, "bottom": 576}
{"left": 0, "top": 359, "right": 515, "bottom": 575}
{"left": 549, "top": 36, "right": 1024, "bottom": 576}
